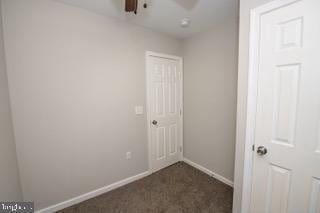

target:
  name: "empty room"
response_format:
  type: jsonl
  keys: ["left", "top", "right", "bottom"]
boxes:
{"left": 0, "top": 0, "right": 319, "bottom": 213}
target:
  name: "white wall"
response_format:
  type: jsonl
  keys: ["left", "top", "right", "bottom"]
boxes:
{"left": 183, "top": 17, "right": 238, "bottom": 182}
{"left": 0, "top": 1, "right": 22, "bottom": 202}
{"left": 233, "top": 0, "right": 275, "bottom": 212}
{"left": 1, "top": 0, "right": 182, "bottom": 210}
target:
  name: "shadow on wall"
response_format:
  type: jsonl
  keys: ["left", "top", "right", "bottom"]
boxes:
{"left": 173, "top": 0, "right": 199, "bottom": 10}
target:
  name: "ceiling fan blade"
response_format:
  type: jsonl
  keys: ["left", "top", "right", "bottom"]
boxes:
{"left": 125, "top": 0, "right": 138, "bottom": 13}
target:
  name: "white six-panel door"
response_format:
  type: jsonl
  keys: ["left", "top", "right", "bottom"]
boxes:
{"left": 147, "top": 53, "right": 182, "bottom": 173}
{"left": 250, "top": 0, "right": 320, "bottom": 212}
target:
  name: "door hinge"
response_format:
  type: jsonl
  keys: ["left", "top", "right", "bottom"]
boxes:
{"left": 179, "top": 146, "right": 182, "bottom": 152}
{"left": 180, "top": 109, "right": 182, "bottom": 116}
{"left": 252, "top": 144, "right": 255, "bottom": 151}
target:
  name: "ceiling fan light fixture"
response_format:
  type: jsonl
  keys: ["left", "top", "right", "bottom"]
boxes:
{"left": 180, "top": 18, "right": 191, "bottom": 28}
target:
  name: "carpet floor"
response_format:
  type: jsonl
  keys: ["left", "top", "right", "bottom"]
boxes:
{"left": 58, "top": 162, "right": 233, "bottom": 213}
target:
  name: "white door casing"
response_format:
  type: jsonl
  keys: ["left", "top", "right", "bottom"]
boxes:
{"left": 249, "top": 0, "right": 320, "bottom": 213}
{"left": 146, "top": 52, "right": 183, "bottom": 173}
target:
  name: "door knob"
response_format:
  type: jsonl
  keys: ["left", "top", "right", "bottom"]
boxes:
{"left": 152, "top": 120, "right": 158, "bottom": 125}
{"left": 257, "top": 146, "right": 268, "bottom": 156}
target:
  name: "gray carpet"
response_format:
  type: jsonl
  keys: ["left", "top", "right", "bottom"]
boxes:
{"left": 58, "top": 162, "right": 233, "bottom": 213}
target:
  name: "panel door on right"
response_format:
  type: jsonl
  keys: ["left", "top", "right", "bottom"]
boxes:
{"left": 250, "top": 0, "right": 320, "bottom": 212}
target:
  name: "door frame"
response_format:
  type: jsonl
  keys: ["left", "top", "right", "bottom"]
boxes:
{"left": 237, "top": 0, "right": 300, "bottom": 212}
{"left": 145, "top": 51, "right": 184, "bottom": 173}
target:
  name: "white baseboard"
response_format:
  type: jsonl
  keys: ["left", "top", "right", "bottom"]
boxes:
{"left": 36, "top": 159, "right": 232, "bottom": 212}
{"left": 183, "top": 158, "right": 234, "bottom": 187}
{"left": 36, "top": 171, "right": 151, "bottom": 213}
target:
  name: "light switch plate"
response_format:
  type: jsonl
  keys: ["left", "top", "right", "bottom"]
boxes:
{"left": 135, "top": 106, "right": 144, "bottom": 115}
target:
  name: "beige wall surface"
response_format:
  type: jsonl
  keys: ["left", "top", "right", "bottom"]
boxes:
{"left": 1, "top": 0, "right": 182, "bottom": 210}
{"left": 233, "top": 0, "right": 275, "bottom": 212}
{"left": 0, "top": 1, "right": 22, "bottom": 202}
{"left": 183, "top": 17, "right": 238, "bottom": 182}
